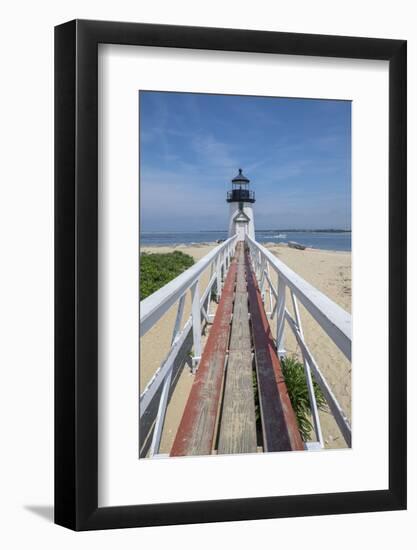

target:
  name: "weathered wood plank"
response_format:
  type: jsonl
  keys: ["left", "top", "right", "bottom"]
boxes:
{"left": 217, "top": 350, "right": 257, "bottom": 454}
{"left": 229, "top": 293, "right": 251, "bottom": 351}
{"left": 229, "top": 246, "right": 251, "bottom": 350}
{"left": 245, "top": 249, "right": 304, "bottom": 452}
{"left": 235, "top": 263, "right": 247, "bottom": 292}
{"left": 170, "top": 260, "right": 237, "bottom": 457}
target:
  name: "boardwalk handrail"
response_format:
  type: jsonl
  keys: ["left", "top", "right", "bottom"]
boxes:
{"left": 140, "top": 235, "right": 237, "bottom": 456}
{"left": 141, "top": 236, "right": 237, "bottom": 337}
{"left": 245, "top": 234, "right": 352, "bottom": 447}
{"left": 246, "top": 235, "right": 351, "bottom": 359}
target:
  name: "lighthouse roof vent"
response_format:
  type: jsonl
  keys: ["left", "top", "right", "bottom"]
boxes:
{"left": 231, "top": 168, "right": 250, "bottom": 184}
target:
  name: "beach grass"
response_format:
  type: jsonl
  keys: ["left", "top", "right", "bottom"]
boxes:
{"left": 140, "top": 250, "right": 195, "bottom": 300}
{"left": 281, "top": 355, "right": 327, "bottom": 441}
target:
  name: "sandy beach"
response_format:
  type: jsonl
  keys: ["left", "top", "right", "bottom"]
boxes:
{"left": 140, "top": 242, "right": 351, "bottom": 453}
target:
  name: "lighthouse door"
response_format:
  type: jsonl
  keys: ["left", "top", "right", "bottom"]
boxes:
{"left": 236, "top": 222, "right": 246, "bottom": 241}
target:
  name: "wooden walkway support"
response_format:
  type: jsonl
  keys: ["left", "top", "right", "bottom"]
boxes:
{"left": 245, "top": 250, "right": 304, "bottom": 452}
{"left": 170, "top": 242, "right": 303, "bottom": 457}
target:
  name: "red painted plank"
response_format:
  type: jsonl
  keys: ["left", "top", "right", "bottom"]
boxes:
{"left": 245, "top": 249, "right": 304, "bottom": 452}
{"left": 170, "top": 257, "right": 238, "bottom": 457}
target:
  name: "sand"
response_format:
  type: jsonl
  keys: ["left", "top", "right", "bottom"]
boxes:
{"left": 140, "top": 242, "right": 351, "bottom": 453}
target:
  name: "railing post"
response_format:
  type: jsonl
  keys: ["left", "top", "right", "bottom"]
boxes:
{"left": 171, "top": 294, "right": 186, "bottom": 345}
{"left": 291, "top": 291, "right": 324, "bottom": 446}
{"left": 148, "top": 368, "right": 172, "bottom": 457}
{"left": 276, "top": 275, "right": 286, "bottom": 357}
{"left": 216, "top": 255, "right": 222, "bottom": 301}
{"left": 202, "top": 274, "right": 216, "bottom": 324}
{"left": 259, "top": 257, "right": 267, "bottom": 302}
{"left": 191, "top": 280, "right": 202, "bottom": 369}
{"left": 257, "top": 250, "right": 262, "bottom": 279}
{"left": 266, "top": 263, "right": 273, "bottom": 314}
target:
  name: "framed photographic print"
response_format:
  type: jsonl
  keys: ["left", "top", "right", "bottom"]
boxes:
{"left": 55, "top": 20, "right": 406, "bottom": 530}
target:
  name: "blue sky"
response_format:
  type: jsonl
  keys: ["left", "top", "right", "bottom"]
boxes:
{"left": 140, "top": 91, "right": 351, "bottom": 231}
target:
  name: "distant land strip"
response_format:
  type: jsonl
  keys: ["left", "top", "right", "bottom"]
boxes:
{"left": 201, "top": 229, "right": 352, "bottom": 233}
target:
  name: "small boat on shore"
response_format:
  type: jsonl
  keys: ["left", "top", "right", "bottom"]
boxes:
{"left": 288, "top": 241, "right": 306, "bottom": 250}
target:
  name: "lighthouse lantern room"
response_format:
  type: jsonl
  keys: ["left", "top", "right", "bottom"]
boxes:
{"left": 227, "top": 168, "right": 256, "bottom": 241}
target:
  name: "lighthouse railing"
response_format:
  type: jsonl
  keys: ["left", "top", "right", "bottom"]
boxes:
{"left": 245, "top": 234, "right": 352, "bottom": 447}
{"left": 140, "top": 235, "right": 238, "bottom": 456}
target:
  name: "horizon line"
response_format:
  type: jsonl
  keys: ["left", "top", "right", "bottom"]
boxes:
{"left": 141, "top": 228, "right": 352, "bottom": 233}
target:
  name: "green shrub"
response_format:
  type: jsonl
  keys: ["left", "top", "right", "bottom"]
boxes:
{"left": 281, "top": 355, "right": 327, "bottom": 441}
{"left": 140, "top": 251, "right": 194, "bottom": 300}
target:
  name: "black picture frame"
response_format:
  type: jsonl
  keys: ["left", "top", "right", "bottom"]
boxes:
{"left": 55, "top": 19, "right": 407, "bottom": 531}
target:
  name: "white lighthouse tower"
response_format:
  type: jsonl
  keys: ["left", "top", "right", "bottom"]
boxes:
{"left": 227, "top": 168, "right": 256, "bottom": 241}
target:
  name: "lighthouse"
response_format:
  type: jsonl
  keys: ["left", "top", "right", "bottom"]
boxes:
{"left": 227, "top": 168, "right": 256, "bottom": 241}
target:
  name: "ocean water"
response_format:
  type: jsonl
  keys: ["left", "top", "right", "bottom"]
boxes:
{"left": 140, "top": 230, "right": 351, "bottom": 252}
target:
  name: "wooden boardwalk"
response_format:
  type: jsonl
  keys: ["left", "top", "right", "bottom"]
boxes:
{"left": 170, "top": 242, "right": 303, "bottom": 457}
{"left": 217, "top": 250, "right": 257, "bottom": 454}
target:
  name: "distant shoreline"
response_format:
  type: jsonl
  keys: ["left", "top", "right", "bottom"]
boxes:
{"left": 140, "top": 229, "right": 351, "bottom": 252}
{"left": 143, "top": 229, "right": 352, "bottom": 234}
{"left": 195, "top": 229, "right": 352, "bottom": 233}
{"left": 140, "top": 241, "right": 351, "bottom": 254}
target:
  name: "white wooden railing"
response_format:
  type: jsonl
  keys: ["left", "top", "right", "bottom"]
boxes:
{"left": 245, "top": 235, "right": 352, "bottom": 448}
{"left": 140, "top": 235, "right": 238, "bottom": 456}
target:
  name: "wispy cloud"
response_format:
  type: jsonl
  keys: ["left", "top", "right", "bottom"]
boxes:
{"left": 139, "top": 92, "right": 351, "bottom": 230}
